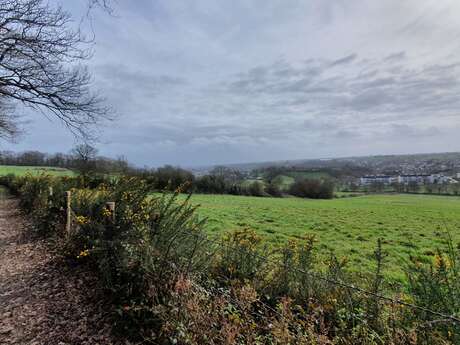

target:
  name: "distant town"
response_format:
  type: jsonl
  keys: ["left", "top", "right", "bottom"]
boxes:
{"left": 359, "top": 173, "right": 459, "bottom": 186}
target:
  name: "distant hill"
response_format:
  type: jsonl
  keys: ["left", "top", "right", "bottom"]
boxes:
{"left": 192, "top": 152, "right": 460, "bottom": 176}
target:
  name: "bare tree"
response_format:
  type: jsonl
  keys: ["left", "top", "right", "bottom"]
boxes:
{"left": 0, "top": 0, "right": 110, "bottom": 140}
{"left": 71, "top": 143, "right": 98, "bottom": 175}
{"left": 0, "top": 97, "right": 19, "bottom": 140}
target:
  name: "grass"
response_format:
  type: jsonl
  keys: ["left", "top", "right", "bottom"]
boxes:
{"left": 186, "top": 193, "right": 460, "bottom": 283}
{"left": 270, "top": 171, "right": 332, "bottom": 190}
{"left": 0, "top": 165, "right": 75, "bottom": 177}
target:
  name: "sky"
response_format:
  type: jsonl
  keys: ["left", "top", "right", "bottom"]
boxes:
{"left": 3, "top": 0, "right": 460, "bottom": 167}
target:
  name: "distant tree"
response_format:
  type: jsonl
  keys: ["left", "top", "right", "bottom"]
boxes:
{"left": 289, "top": 178, "right": 334, "bottom": 199}
{"left": 21, "top": 151, "right": 46, "bottom": 166}
{"left": 426, "top": 184, "right": 434, "bottom": 194}
{"left": 262, "top": 166, "right": 285, "bottom": 183}
{"left": 248, "top": 181, "right": 265, "bottom": 197}
{"left": 391, "top": 182, "right": 404, "bottom": 193}
{"left": 348, "top": 182, "right": 360, "bottom": 192}
{"left": 453, "top": 184, "right": 460, "bottom": 196}
{"left": 195, "top": 174, "right": 227, "bottom": 194}
{"left": 369, "top": 181, "right": 385, "bottom": 193}
{"left": 71, "top": 143, "right": 98, "bottom": 175}
{"left": 407, "top": 181, "right": 420, "bottom": 193}
{"left": 115, "top": 155, "right": 129, "bottom": 174}
{"left": 0, "top": 0, "right": 110, "bottom": 140}
{"left": 439, "top": 183, "right": 449, "bottom": 195}
{"left": 155, "top": 165, "right": 195, "bottom": 191}
{"left": 210, "top": 166, "right": 244, "bottom": 184}
{"left": 265, "top": 181, "right": 282, "bottom": 197}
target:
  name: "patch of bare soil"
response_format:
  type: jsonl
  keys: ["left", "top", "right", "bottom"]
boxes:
{"left": 0, "top": 197, "right": 128, "bottom": 345}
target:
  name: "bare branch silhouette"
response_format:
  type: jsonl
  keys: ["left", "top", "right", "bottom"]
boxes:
{"left": 0, "top": 0, "right": 111, "bottom": 140}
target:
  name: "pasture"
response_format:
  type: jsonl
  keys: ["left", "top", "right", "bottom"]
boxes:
{"left": 0, "top": 165, "right": 75, "bottom": 176}
{"left": 188, "top": 193, "right": 460, "bottom": 282}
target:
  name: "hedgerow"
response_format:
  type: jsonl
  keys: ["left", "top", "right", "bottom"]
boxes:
{"left": 1, "top": 174, "right": 459, "bottom": 344}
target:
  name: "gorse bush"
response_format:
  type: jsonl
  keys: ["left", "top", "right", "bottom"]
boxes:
{"left": 2, "top": 174, "right": 460, "bottom": 344}
{"left": 213, "top": 228, "right": 267, "bottom": 283}
{"left": 406, "top": 235, "right": 460, "bottom": 343}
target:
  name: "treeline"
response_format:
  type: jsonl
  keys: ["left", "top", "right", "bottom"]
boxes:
{"left": 288, "top": 178, "right": 335, "bottom": 199}
{"left": 2, "top": 174, "right": 459, "bottom": 344}
{"left": 133, "top": 165, "right": 270, "bottom": 196}
{"left": 0, "top": 149, "right": 335, "bottom": 199}
{"left": 134, "top": 165, "right": 335, "bottom": 199}
{"left": 255, "top": 164, "right": 372, "bottom": 181}
{"left": 0, "top": 149, "right": 130, "bottom": 174}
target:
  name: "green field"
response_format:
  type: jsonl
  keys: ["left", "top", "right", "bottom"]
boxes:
{"left": 188, "top": 193, "right": 460, "bottom": 282}
{"left": 269, "top": 171, "right": 332, "bottom": 190}
{"left": 0, "top": 165, "right": 75, "bottom": 176}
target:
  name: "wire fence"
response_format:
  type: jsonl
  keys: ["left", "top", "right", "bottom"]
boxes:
{"left": 171, "top": 225, "right": 460, "bottom": 324}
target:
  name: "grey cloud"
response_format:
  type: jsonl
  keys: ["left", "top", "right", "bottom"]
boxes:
{"left": 330, "top": 54, "right": 357, "bottom": 67}
{"left": 387, "top": 124, "right": 442, "bottom": 138}
{"left": 6, "top": 0, "right": 460, "bottom": 166}
{"left": 96, "top": 64, "right": 187, "bottom": 91}
{"left": 224, "top": 54, "right": 460, "bottom": 120}
{"left": 334, "top": 129, "right": 359, "bottom": 139}
{"left": 384, "top": 52, "right": 406, "bottom": 62}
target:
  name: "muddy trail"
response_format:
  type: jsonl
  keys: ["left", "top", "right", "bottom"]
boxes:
{"left": 0, "top": 190, "right": 126, "bottom": 344}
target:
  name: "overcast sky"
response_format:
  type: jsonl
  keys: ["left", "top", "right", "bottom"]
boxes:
{"left": 3, "top": 0, "right": 460, "bottom": 167}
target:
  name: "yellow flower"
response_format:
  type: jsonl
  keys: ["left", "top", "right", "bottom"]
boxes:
{"left": 77, "top": 249, "right": 90, "bottom": 259}
{"left": 101, "top": 208, "right": 112, "bottom": 218}
{"left": 75, "top": 215, "right": 89, "bottom": 225}
{"left": 434, "top": 254, "right": 451, "bottom": 270}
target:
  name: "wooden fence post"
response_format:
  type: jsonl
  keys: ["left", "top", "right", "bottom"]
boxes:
{"left": 106, "top": 201, "right": 116, "bottom": 223}
{"left": 48, "top": 186, "right": 53, "bottom": 207}
{"left": 66, "top": 190, "right": 71, "bottom": 235}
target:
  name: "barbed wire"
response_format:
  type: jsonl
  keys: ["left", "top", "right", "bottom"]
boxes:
{"left": 171, "top": 226, "right": 460, "bottom": 324}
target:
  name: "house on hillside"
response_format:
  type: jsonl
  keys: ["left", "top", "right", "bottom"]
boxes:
{"left": 398, "top": 174, "right": 431, "bottom": 184}
{"left": 360, "top": 173, "right": 456, "bottom": 186}
{"left": 360, "top": 175, "right": 396, "bottom": 185}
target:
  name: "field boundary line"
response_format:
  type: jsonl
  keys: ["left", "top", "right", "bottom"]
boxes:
{"left": 176, "top": 226, "right": 460, "bottom": 324}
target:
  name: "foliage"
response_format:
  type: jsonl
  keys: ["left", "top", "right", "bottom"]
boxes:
{"left": 406, "top": 234, "right": 460, "bottom": 342}
{"left": 184, "top": 193, "right": 460, "bottom": 282}
{"left": 289, "top": 178, "right": 335, "bottom": 199}
{"left": 265, "top": 181, "right": 283, "bottom": 197}
{"left": 3, "top": 174, "right": 460, "bottom": 344}
{"left": 213, "top": 228, "right": 266, "bottom": 282}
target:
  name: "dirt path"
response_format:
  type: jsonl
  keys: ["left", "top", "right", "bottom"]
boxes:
{"left": 0, "top": 194, "right": 125, "bottom": 345}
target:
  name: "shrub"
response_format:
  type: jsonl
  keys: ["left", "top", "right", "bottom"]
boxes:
{"left": 266, "top": 181, "right": 283, "bottom": 197}
{"left": 406, "top": 235, "right": 460, "bottom": 342}
{"left": 289, "top": 178, "right": 334, "bottom": 199}
{"left": 248, "top": 181, "right": 265, "bottom": 197}
{"left": 194, "top": 174, "right": 227, "bottom": 194}
{"left": 5, "top": 174, "right": 460, "bottom": 344}
{"left": 213, "top": 228, "right": 267, "bottom": 283}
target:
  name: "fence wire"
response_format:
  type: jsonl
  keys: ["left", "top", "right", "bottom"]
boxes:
{"left": 171, "top": 226, "right": 460, "bottom": 325}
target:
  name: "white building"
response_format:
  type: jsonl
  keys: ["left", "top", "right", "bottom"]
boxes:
{"left": 360, "top": 173, "right": 455, "bottom": 186}
{"left": 398, "top": 174, "right": 431, "bottom": 185}
{"left": 360, "top": 175, "right": 397, "bottom": 185}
